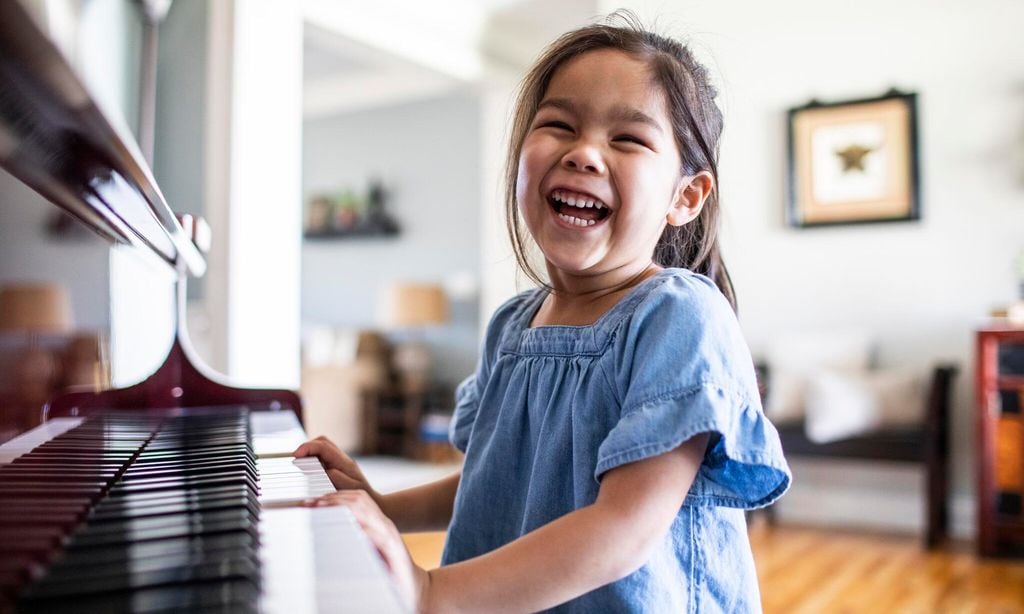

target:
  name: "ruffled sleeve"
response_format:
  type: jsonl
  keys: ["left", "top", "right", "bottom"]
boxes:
{"left": 449, "top": 373, "right": 481, "bottom": 453}
{"left": 596, "top": 273, "right": 790, "bottom": 509}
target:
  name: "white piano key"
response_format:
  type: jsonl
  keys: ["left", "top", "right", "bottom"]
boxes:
{"left": 251, "top": 410, "right": 310, "bottom": 457}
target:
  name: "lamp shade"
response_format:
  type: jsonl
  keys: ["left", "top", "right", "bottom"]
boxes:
{"left": 382, "top": 283, "right": 448, "bottom": 328}
{"left": 0, "top": 283, "right": 72, "bottom": 333}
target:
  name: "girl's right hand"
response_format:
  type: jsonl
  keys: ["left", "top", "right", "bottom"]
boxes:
{"left": 293, "top": 436, "right": 381, "bottom": 503}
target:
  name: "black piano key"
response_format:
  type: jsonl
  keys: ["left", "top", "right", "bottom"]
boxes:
{"left": 134, "top": 445, "right": 253, "bottom": 460}
{"left": 121, "top": 461, "right": 257, "bottom": 482}
{"left": 45, "top": 545, "right": 257, "bottom": 579}
{"left": 72, "top": 507, "right": 257, "bottom": 538}
{"left": 0, "top": 471, "right": 120, "bottom": 483}
{"left": 22, "top": 554, "right": 260, "bottom": 599}
{"left": 55, "top": 532, "right": 258, "bottom": 568}
{"left": 66, "top": 510, "right": 259, "bottom": 549}
{"left": 0, "top": 484, "right": 107, "bottom": 499}
{"left": 0, "top": 510, "right": 83, "bottom": 529}
{"left": 88, "top": 495, "right": 259, "bottom": 522}
{"left": 101, "top": 485, "right": 256, "bottom": 507}
{"left": 9, "top": 453, "right": 135, "bottom": 462}
{"left": 4, "top": 408, "right": 268, "bottom": 612}
{"left": 0, "top": 465, "right": 122, "bottom": 475}
{"left": 122, "top": 460, "right": 255, "bottom": 475}
{"left": 95, "top": 484, "right": 258, "bottom": 506}
{"left": 9, "top": 458, "right": 126, "bottom": 470}
{"left": 0, "top": 496, "right": 93, "bottom": 509}
{"left": 17, "top": 578, "right": 260, "bottom": 614}
{"left": 108, "top": 473, "right": 259, "bottom": 495}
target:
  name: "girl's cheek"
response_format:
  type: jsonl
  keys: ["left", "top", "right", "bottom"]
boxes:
{"left": 516, "top": 149, "right": 542, "bottom": 198}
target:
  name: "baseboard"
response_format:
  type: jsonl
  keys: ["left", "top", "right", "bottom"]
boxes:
{"left": 774, "top": 459, "right": 975, "bottom": 541}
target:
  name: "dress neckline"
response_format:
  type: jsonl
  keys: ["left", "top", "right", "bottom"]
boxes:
{"left": 524, "top": 267, "right": 674, "bottom": 332}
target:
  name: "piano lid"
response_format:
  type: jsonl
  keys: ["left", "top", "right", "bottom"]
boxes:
{"left": 0, "top": 0, "right": 206, "bottom": 278}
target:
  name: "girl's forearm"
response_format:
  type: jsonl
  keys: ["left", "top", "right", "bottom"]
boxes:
{"left": 378, "top": 471, "right": 461, "bottom": 533}
{"left": 423, "top": 503, "right": 651, "bottom": 613}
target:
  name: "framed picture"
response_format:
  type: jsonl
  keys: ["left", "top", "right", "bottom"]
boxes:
{"left": 787, "top": 91, "right": 920, "bottom": 228}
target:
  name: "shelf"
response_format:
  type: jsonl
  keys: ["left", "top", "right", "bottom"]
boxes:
{"left": 304, "top": 227, "right": 399, "bottom": 240}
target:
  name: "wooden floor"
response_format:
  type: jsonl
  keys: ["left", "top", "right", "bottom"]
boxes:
{"left": 403, "top": 525, "right": 1024, "bottom": 612}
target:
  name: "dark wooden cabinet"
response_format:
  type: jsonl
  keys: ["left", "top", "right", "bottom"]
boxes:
{"left": 976, "top": 325, "right": 1024, "bottom": 557}
{"left": 361, "top": 384, "right": 452, "bottom": 458}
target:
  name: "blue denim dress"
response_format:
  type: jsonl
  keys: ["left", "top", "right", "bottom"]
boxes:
{"left": 443, "top": 268, "right": 791, "bottom": 612}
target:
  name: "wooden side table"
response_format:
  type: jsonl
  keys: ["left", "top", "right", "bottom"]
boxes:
{"left": 976, "top": 325, "right": 1024, "bottom": 556}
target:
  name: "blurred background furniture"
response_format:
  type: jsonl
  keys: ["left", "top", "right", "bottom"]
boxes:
{"left": 976, "top": 325, "right": 1024, "bottom": 557}
{"left": 361, "top": 382, "right": 453, "bottom": 458}
{"left": 758, "top": 362, "right": 957, "bottom": 548}
{"left": 382, "top": 282, "right": 449, "bottom": 394}
{"left": 0, "top": 283, "right": 107, "bottom": 442}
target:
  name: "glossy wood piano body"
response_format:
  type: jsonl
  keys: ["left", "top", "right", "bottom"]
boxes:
{"left": 0, "top": 1, "right": 405, "bottom": 611}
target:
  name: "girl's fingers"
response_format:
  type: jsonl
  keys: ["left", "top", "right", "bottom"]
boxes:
{"left": 292, "top": 440, "right": 369, "bottom": 481}
{"left": 326, "top": 469, "right": 366, "bottom": 490}
{"left": 298, "top": 490, "right": 417, "bottom": 607}
{"left": 345, "top": 496, "right": 419, "bottom": 609}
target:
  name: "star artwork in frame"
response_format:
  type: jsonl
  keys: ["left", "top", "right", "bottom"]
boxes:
{"left": 787, "top": 91, "right": 920, "bottom": 227}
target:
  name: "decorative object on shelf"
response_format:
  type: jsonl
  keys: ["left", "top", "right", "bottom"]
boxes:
{"left": 304, "top": 178, "right": 400, "bottom": 239}
{"left": 382, "top": 282, "right": 449, "bottom": 394}
{"left": 419, "top": 413, "right": 461, "bottom": 463}
{"left": 787, "top": 90, "right": 920, "bottom": 228}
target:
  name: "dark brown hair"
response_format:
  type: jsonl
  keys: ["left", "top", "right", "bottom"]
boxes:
{"left": 504, "top": 11, "right": 736, "bottom": 310}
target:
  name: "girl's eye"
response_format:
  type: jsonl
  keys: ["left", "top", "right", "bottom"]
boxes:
{"left": 614, "top": 134, "right": 647, "bottom": 146}
{"left": 540, "top": 120, "right": 573, "bottom": 131}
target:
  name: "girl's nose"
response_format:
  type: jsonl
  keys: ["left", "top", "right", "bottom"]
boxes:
{"left": 561, "top": 142, "right": 606, "bottom": 174}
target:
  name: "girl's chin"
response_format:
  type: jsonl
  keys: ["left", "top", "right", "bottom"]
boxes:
{"left": 543, "top": 254, "right": 604, "bottom": 276}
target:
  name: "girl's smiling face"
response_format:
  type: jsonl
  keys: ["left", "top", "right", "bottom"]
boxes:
{"left": 516, "top": 48, "right": 703, "bottom": 287}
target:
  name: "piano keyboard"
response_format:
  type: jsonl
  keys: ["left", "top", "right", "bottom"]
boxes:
{"left": 0, "top": 408, "right": 406, "bottom": 613}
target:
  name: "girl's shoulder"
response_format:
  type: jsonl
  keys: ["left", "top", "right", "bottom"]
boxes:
{"left": 611, "top": 268, "right": 755, "bottom": 395}
{"left": 620, "top": 267, "right": 735, "bottom": 332}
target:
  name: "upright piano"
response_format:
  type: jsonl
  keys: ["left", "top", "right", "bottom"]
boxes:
{"left": 0, "top": 2, "right": 405, "bottom": 611}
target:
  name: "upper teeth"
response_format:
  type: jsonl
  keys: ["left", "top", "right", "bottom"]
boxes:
{"left": 551, "top": 190, "right": 607, "bottom": 210}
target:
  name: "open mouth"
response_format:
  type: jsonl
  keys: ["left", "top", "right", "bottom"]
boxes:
{"left": 547, "top": 189, "right": 610, "bottom": 228}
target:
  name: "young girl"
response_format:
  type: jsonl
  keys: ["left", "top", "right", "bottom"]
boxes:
{"left": 295, "top": 14, "right": 790, "bottom": 613}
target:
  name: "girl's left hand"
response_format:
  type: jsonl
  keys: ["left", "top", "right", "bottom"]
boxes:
{"left": 303, "top": 490, "right": 429, "bottom": 611}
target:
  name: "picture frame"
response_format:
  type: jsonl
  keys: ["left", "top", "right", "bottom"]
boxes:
{"left": 787, "top": 90, "right": 920, "bottom": 228}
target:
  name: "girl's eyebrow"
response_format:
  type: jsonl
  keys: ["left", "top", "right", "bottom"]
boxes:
{"left": 538, "top": 97, "right": 662, "bottom": 133}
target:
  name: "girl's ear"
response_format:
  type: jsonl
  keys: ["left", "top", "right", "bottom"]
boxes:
{"left": 666, "top": 171, "right": 714, "bottom": 227}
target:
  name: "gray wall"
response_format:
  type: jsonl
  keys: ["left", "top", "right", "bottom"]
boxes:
{"left": 0, "top": 171, "right": 111, "bottom": 331}
{"left": 302, "top": 93, "right": 482, "bottom": 385}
